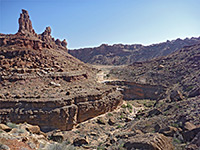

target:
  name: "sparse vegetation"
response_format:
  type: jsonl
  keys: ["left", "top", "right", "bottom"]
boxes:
{"left": 97, "top": 146, "right": 106, "bottom": 150}
{"left": 116, "top": 124, "right": 122, "bottom": 129}
{"left": 185, "top": 85, "right": 194, "bottom": 91}
{"left": 121, "top": 103, "right": 133, "bottom": 112}
{"left": 6, "top": 122, "right": 18, "bottom": 129}
{"left": 171, "top": 123, "right": 179, "bottom": 128}
{"left": 126, "top": 103, "right": 133, "bottom": 110}
{"left": 120, "top": 114, "right": 124, "bottom": 119}
{"left": 121, "top": 104, "right": 126, "bottom": 108}
{"left": 107, "top": 113, "right": 113, "bottom": 116}
{"left": 173, "top": 137, "right": 182, "bottom": 144}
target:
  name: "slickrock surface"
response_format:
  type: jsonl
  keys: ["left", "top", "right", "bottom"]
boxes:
{"left": 0, "top": 9, "right": 122, "bottom": 132}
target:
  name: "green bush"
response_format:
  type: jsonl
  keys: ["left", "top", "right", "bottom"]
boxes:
{"left": 127, "top": 103, "right": 133, "bottom": 110}
{"left": 6, "top": 122, "right": 17, "bottom": 129}
{"left": 120, "top": 114, "right": 124, "bottom": 119}
{"left": 108, "top": 113, "right": 113, "bottom": 116}
{"left": 121, "top": 104, "right": 126, "bottom": 108}
{"left": 117, "top": 124, "right": 122, "bottom": 129}
{"left": 173, "top": 137, "right": 181, "bottom": 144}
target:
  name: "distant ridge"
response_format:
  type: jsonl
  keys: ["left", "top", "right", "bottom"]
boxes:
{"left": 69, "top": 37, "right": 200, "bottom": 65}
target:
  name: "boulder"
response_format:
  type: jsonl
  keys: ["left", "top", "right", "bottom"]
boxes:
{"left": 50, "top": 81, "right": 61, "bottom": 87}
{"left": 124, "top": 117, "right": 132, "bottom": 122}
{"left": 169, "top": 89, "right": 184, "bottom": 102}
{"left": 50, "top": 132, "right": 64, "bottom": 143}
{"left": 0, "top": 124, "right": 11, "bottom": 132}
{"left": 183, "top": 122, "right": 196, "bottom": 131}
{"left": 73, "top": 137, "right": 89, "bottom": 146}
{"left": 148, "top": 108, "right": 162, "bottom": 117}
{"left": 42, "top": 26, "right": 51, "bottom": 36}
{"left": 25, "top": 125, "right": 41, "bottom": 134}
{"left": 159, "top": 126, "right": 179, "bottom": 137}
{"left": 123, "top": 133, "right": 174, "bottom": 150}
{"left": 55, "top": 39, "right": 62, "bottom": 46}
{"left": 108, "top": 117, "right": 116, "bottom": 125}
{"left": 61, "top": 39, "right": 67, "bottom": 47}
{"left": 97, "top": 117, "right": 106, "bottom": 125}
{"left": 154, "top": 124, "right": 161, "bottom": 132}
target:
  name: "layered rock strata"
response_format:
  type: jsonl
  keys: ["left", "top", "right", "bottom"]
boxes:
{"left": 105, "top": 81, "right": 166, "bottom": 100}
{"left": 0, "top": 88, "right": 122, "bottom": 132}
{"left": 0, "top": 9, "right": 123, "bottom": 131}
{"left": 69, "top": 37, "right": 200, "bottom": 65}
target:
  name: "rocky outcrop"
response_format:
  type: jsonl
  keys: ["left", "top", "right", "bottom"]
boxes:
{"left": 0, "top": 9, "right": 123, "bottom": 132}
{"left": 61, "top": 39, "right": 67, "bottom": 47}
{"left": 186, "top": 132, "right": 200, "bottom": 150}
{"left": 106, "top": 80, "right": 166, "bottom": 100}
{"left": 109, "top": 43, "right": 200, "bottom": 99}
{"left": 38, "top": 26, "right": 68, "bottom": 49}
{"left": 0, "top": 122, "right": 58, "bottom": 150}
{"left": 0, "top": 9, "right": 67, "bottom": 50}
{"left": 18, "top": 9, "right": 35, "bottom": 35}
{"left": 0, "top": 89, "right": 122, "bottom": 132}
{"left": 123, "top": 133, "right": 174, "bottom": 150}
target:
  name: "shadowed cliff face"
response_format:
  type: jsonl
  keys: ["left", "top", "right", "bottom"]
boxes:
{"left": 0, "top": 9, "right": 123, "bottom": 132}
{"left": 106, "top": 81, "right": 166, "bottom": 100}
{"left": 69, "top": 37, "right": 200, "bottom": 65}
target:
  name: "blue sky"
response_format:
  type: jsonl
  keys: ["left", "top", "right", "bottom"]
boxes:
{"left": 0, "top": 0, "right": 200, "bottom": 49}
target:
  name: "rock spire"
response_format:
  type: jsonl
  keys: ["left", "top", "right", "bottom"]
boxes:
{"left": 18, "top": 9, "right": 35, "bottom": 34}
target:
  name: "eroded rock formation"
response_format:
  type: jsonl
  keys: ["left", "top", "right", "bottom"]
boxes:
{"left": 123, "top": 133, "right": 174, "bottom": 150}
{"left": 0, "top": 9, "right": 123, "bottom": 132}
{"left": 18, "top": 9, "right": 35, "bottom": 35}
{"left": 0, "top": 89, "right": 122, "bottom": 132}
{"left": 1, "top": 9, "right": 67, "bottom": 50}
{"left": 106, "top": 80, "right": 166, "bottom": 100}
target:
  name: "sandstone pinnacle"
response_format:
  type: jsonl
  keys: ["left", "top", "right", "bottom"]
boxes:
{"left": 18, "top": 9, "right": 35, "bottom": 34}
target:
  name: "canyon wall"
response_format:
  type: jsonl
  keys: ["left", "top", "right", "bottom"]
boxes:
{"left": 0, "top": 88, "right": 122, "bottom": 132}
{"left": 106, "top": 81, "right": 166, "bottom": 100}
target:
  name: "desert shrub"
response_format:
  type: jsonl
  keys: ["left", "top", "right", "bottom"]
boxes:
{"left": 6, "top": 122, "right": 17, "bottom": 129}
{"left": 97, "top": 146, "right": 106, "bottom": 150}
{"left": 171, "top": 123, "right": 179, "bottom": 128}
{"left": 185, "top": 85, "right": 194, "bottom": 91}
{"left": 173, "top": 137, "right": 181, "bottom": 144}
{"left": 126, "top": 103, "right": 133, "bottom": 110}
{"left": 121, "top": 104, "right": 126, "bottom": 108}
{"left": 107, "top": 113, "right": 113, "bottom": 116}
{"left": 117, "top": 124, "right": 122, "bottom": 129}
{"left": 120, "top": 114, "right": 124, "bottom": 119}
{"left": 18, "top": 128, "right": 26, "bottom": 134}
